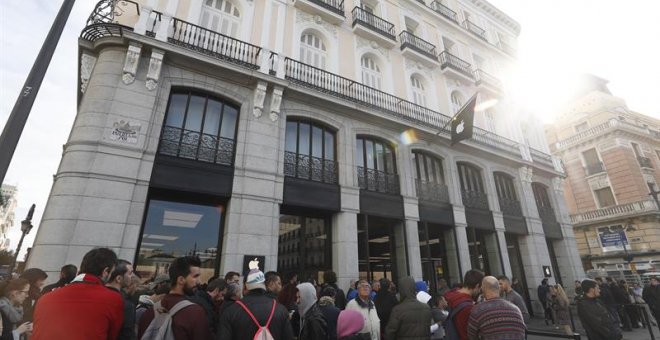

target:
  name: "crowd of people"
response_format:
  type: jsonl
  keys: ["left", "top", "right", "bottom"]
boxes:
{"left": 1, "top": 246, "right": 659, "bottom": 340}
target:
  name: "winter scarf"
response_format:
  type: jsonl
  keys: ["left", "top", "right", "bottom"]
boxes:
{"left": 0, "top": 297, "right": 24, "bottom": 324}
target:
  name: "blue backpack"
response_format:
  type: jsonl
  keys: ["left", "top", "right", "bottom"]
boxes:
{"left": 444, "top": 300, "right": 473, "bottom": 340}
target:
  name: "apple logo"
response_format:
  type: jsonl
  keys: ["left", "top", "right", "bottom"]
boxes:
{"left": 456, "top": 120, "right": 465, "bottom": 134}
{"left": 248, "top": 258, "right": 260, "bottom": 270}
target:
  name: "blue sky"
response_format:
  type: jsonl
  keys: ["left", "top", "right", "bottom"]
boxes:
{"left": 1, "top": 0, "right": 659, "bottom": 259}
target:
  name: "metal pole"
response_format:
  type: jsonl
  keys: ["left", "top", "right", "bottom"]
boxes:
{"left": 640, "top": 304, "right": 656, "bottom": 340}
{"left": 0, "top": 0, "right": 76, "bottom": 185}
{"left": 8, "top": 232, "right": 27, "bottom": 274}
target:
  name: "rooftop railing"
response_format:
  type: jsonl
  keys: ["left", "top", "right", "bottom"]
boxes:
{"left": 571, "top": 199, "right": 658, "bottom": 225}
{"left": 557, "top": 118, "right": 660, "bottom": 149}
{"left": 351, "top": 7, "right": 396, "bottom": 41}
{"left": 439, "top": 51, "right": 473, "bottom": 79}
{"left": 399, "top": 31, "right": 438, "bottom": 60}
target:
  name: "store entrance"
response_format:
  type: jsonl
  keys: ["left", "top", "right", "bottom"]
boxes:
{"left": 419, "top": 222, "right": 461, "bottom": 290}
{"left": 506, "top": 233, "right": 533, "bottom": 316}
{"left": 358, "top": 215, "right": 407, "bottom": 283}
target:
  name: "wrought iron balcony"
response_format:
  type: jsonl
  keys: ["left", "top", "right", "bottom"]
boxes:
{"left": 439, "top": 51, "right": 473, "bottom": 79}
{"left": 499, "top": 40, "right": 516, "bottom": 56}
{"left": 584, "top": 162, "right": 605, "bottom": 176}
{"left": 537, "top": 206, "right": 558, "bottom": 224}
{"left": 294, "top": 0, "right": 345, "bottom": 24}
{"left": 461, "top": 190, "right": 489, "bottom": 210}
{"left": 357, "top": 166, "right": 400, "bottom": 195}
{"left": 473, "top": 69, "right": 502, "bottom": 92}
{"left": 638, "top": 156, "right": 653, "bottom": 168}
{"left": 159, "top": 126, "right": 235, "bottom": 166}
{"left": 430, "top": 1, "right": 458, "bottom": 23}
{"left": 415, "top": 179, "right": 450, "bottom": 203}
{"left": 499, "top": 197, "right": 522, "bottom": 217}
{"left": 284, "top": 151, "right": 338, "bottom": 184}
{"left": 351, "top": 7, "right": 396, "bottom": 41}
{"left": 529, "top": 147, "right": 554, "bottom": 169}
{"left": 463, "top": 20, "right": 487, "bottom": 41}
{"left": 399, "top": 31, "right": 438, "bottom": 62}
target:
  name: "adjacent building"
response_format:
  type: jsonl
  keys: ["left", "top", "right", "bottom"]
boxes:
{"left": 28, "top": 0, "right": 584, "bottom": 311}
{"left": 0, "top": 185, "right": 18, "bottom": 250}
{"left": 546, "top": 75, "right": 660, "bottom": 275}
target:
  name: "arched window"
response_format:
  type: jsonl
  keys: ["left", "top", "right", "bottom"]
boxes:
{"left": 159, "top": 91, "right": 238, "bottom": 166}
{"left": 201, "top": 0, "right": 240, "bottom": 37}
{"left": 412, "top": 151, "right": 447, "bottom": 202}
{"left": 411, "top": 75, "right": 426, "bottom": 106}
{"left": 457, "top": 162, "right": 487, "bottom": 209}
{"left": 300, "top": 33, "right": 327, "bottom": 69}
{"left": 356, "top": 136, "right": 398, "bottom": 194}
{"left": 450, "top": 91, "right": 464, "bottom": 113}
{"left": 494, "top": 172, "right": 521, "bottom": 216}
{"left": 361, "top": 56, "right": 382, "bottom": 89}
{"left": 284, "top": 119, "right": 337, "bottom": 183}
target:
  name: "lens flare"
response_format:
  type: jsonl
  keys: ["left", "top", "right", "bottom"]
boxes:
{"left": 400, "top": 129, "right": 417, "bottom": 145}
{"left": 475, "top": 98, "right": 498, "bottom": 112}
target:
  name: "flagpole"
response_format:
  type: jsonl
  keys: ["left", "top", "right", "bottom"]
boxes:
{"left": 0, "top": 0, "right": 76, "bottom": 186}
{"left": 436, "top": 92, "right": 479, "bottom": 135}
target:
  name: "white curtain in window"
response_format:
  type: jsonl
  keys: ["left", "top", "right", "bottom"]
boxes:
{"left": 411, "top": 76, "right": 426, "bottom": 106}
{"left": 361, "top": 56, "right": 381, "bottom": 90}
{"left": 200, "top": 0, "right": 240, "bottom": 37}
{"left": 300, "top": 34, "right": 327, "bottom": 69}
{"left": 450, "top": 91, "right": 464, "bottom": 113}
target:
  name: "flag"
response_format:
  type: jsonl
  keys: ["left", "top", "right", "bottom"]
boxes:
{"left": 450, "top": 93, "right": 478, "bottom": 146}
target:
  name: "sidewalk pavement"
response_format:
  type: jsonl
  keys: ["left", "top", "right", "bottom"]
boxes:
{"left": 526, "top": 316, "right": 659, "bottom": 340}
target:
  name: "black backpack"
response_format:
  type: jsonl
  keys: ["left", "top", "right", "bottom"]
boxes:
{"left": 444, "top": 300, "right": 472, "bottom": 340}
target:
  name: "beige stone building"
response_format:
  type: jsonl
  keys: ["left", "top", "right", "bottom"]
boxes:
{"left": 0, "top": 185, "right": 18, "bottom": 250}
{"left": 27, "top": 0, "right": 584, "bottom": 313}
{"left": 546, "top": 75, "right": 660, "bottom": 275}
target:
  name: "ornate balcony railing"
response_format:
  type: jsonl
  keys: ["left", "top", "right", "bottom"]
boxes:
{"left": 529, "top": 147, "right": 554, "bottom": 168}
{"left": 351, "top": 7, "right": 396, "bottom": 41}
{"left": 159, "top": 126, "right": 235, "bottom": 166}
{"left": 473, "top": 69, "right": 502, "bottom": 90}
{"left": 284, "top": 151, "right": 338, "bottom": 184}
{"left": 169, "top": 18, "right": 262, "bottom": 69}
{"left": 415, "top": 179, "right": 450, "bottom": 203}
{"left": 584, "top": 162, "right": 605, "bottom": 176}
{"left": 557, "top": 118, "right": 660, "bottom": 149}
{"left": 499, "top": 197, "right": 522, "bottom": 216}
{"left": 439, "top": 51, "right": 473, "bottom": 79}
{"left": 570, "top": 199, "right": 659, "bottom": 225}
{"left": 399, "top": 31, "right": 437, "bottom": 60}
{"left": 430, "top": 1, "right": 458, "bottom": 22}
{"left": 357, "top": 166, "right": 400, "bottom": 195}
{"left": 537, "top": 206, "right": 558, "bottom": 224}
{"left": 307, "top": 0, "right": 345, "bottom": 16}
{"left": 463, "top": 19, "right": 487, "bottom": 41}
{"left": 284, "top": 58, "right": 522, "bottom": 159}
{"left": 461, "top": 190, "right": 489, "bottom": 210}
{"left": 638, "top": 156, "right": 653, "bottom": 168}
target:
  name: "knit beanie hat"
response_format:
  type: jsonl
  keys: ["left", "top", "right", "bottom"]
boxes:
{"left": 245, "top": 258, "right": 266, "bottom": 290}
{"left": 415, "top": 281, "right": 428, "bottom": 293}
{"left": 337, "top": 309, "right": 365, "bottom": 338}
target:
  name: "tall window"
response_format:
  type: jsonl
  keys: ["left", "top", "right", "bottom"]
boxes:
{"left": 201, "top": 0, "right": 240, "bottom": 37}
{"left": 159, "top": 91, "right": 238, "bottom": 165}
{"left": 356, "top": 137, "right": 398, "bottom": 194}
{"left": 284, "top": 120, "right": 337, "bottom": 183}
{"left": 450, "top": 91, "right": 464, "bottom": 113}
{"left": 494, "top": 172, "right": 521, "bottom": 216}
{"left": 532, "top": 183, "right": 552, "bottom": 210}
{"left": 457, "top": 162, "right": 487, "bottom": 209}
{"left": 594, "top": 187, "right": 616, "bottom": 208}
{"left": 300, "top": 33, "right": 327, "bottom": 69}
{"left": 361, "top": 56, "right": 382, "bottom": 89}
{"left": 411, "top": 76, "right": 426, "bottom": 106}
{"left": 484, "top": 111, "right": 496, "bottom": 132}
{"left": 278, "top": 215, "right": 331, "bottom": 283}
{"left": 582, "top": 148, "right": 603, "bottom": 175}
{"left": 413, "top": 151, "right": 447, "bottom": 202}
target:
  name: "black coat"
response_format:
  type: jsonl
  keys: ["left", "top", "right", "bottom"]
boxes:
{"left": 217, "top": 289, "right": 294, "bottom": 340}
{"left": 323, "top": 283, "right": 347, "bottom": 310}
{"left": 191, "top": 289, "right": 218, "bottom": 335}
{"left": 374, "top": 290, "right": 398, "bottom": 335}
{"left": 384, "top": 277, "right": 431, "bottom": 340}
{"left": 643, "top": 285, "right": 660, "bottom": 311}
{"left": 577, "top": 297, "right": 622, "bottom": 340}
{"left": 299, "top": 303, "right": 329, "bottom": 340}
{"left": 319, "top": 298, "right": 340, "bottom": 340}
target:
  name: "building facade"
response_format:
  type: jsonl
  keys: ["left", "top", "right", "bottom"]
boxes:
{"left": 0, "top": 185, "right": 17, "bottom": 250}
{"left": 546, "top": 75, "right": 660, "bottom": 276}
{"left": 28, "top": 0, "right": 583, "bottom": 311}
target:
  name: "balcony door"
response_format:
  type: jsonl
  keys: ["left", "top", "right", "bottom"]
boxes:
{"left": 201, "top": 0, "right": 240, "bottom": 38}
{"left": 300, "top": 33, "right": 327, "bottom": 69}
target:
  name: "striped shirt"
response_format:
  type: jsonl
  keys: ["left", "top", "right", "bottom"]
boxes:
{"left": 467, "top": 297, "right": 526, "bottom": 340}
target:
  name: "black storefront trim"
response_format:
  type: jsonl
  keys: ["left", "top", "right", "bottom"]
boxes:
{"left": 359, "top": 190, "right": 404, "bottom": 219}
{"left": 418, "top": 201, "right": 454, "bottom": 226}
{"left": 503, "top": 215, "right": 528, "bottom": 235}
{"left": 150, "top": 154, "right": 234, "bottom": 197}
{"left": 465, "top": 207, "right": 495, "bottom": 230}
{"left": 282, "top": 177, "right": 340, "bottom": 212}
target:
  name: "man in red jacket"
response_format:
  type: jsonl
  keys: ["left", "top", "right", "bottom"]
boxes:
{"left": 444, "top": 269, "right": 485, "bottom": 340}
{"left": 32, "top": 248, "right": 123, "bottom": 340}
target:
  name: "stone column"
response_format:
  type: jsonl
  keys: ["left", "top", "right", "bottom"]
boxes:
{"left": 493, "top": 212, "right": 512, "bottom": 277}
{"left": 403, "top": 219, "right": 423, "bottom": 281}
{"left": 332, "top": 210, "right": 359, "bottom": 292}
{"left": 444, "top": 228, "right": 462, "bottom": 285}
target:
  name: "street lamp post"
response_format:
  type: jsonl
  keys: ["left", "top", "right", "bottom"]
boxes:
{"left": 9, "top": 204, "right": 35, "bottom": 274}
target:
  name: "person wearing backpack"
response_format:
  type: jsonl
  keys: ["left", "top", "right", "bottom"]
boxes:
{"left": 444, "top": 269, "right": 484, "bottom": 340}
{"left": 137, "top": 256, "right": 211, "bottom": 340}
{"left": 297, "top": 282, "right": 329, "bottom": 340}
{"left": 217, "top": 259, "right": 294, "bottom": 340}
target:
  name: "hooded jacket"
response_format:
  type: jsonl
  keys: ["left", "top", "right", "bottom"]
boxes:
{"left": 444, "top": 288, "right": 475, "bottom": 340}
{"left": 297, "top": 283, "right": 328, "bottom": 340}
{"left": 373, "top": 284, "right": 398, "bottom": 337}
{"left": 384, "top": 277, "right": 432, "bottom": 340}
